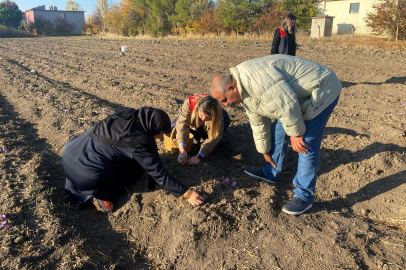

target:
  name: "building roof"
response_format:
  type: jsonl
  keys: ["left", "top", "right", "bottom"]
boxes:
{"left": 26, "top": 5, "right": 85, "bottom": 12}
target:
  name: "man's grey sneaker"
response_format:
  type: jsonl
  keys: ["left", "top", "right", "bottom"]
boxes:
{"left": 244, "top": 169, "right": 276, "bottom": 184}
{"left": 282, "top": 197, "right": 312, "bottom": 215}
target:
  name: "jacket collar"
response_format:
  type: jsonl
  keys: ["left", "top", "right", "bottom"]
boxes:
{"left": 230, "top": 67, "right": 247, "bottom": 101}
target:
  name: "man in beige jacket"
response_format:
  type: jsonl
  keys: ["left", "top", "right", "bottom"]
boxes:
{"left": 211, "top": 55, "right": 341, "bottom": 215}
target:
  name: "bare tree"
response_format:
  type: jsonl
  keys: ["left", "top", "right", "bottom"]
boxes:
{"left": 97, "top": 0, "right": 110, "bottom": 32}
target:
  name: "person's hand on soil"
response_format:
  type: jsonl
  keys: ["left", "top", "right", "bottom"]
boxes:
{"left": 188, "top": 156, "right": 201, "bottom": 165}
{"left": 263, "top": 153, "right": 276, "bottom": 167}
{"left": 188, "top": 191, "right": 205, "bottom": 206}
{"left": 177, "top": 149, "right": 188, "bottom": 165}
{"left": 290, "top": 136, "right": 308, "bottom": 153}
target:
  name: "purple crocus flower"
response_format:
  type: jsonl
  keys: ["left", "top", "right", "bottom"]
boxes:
{"left": 195, "top": 187, "right": 199, "bottom": 192}
{"left": 64, "top": 109, "right": 68, "bottom": 113}
{"left": 399, "top": 113, "right": 404, "bottom": 116}
{"left": 202, "top": 194, "right": 208, "bottom": 199}
{"left": 231, "top": 182, "right": 237, "bottom": 189}
{"left": 222, "top": 176, "right": 229, "bottom": 185}
{"left": 83, "top": 124, "right": 87, "bottom": 127}
{"left": 388, "top": 110, "right": 392, "bottom": 113}
{"left": 2, "top": 146, "right": 8, "bottom": 152}
{"left": 102, "top": 108, "right": 106, "bottom": 112}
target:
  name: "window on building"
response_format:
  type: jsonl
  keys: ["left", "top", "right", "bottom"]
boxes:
{"left": 349, "top": 3, "right": 360, "bottom": 13}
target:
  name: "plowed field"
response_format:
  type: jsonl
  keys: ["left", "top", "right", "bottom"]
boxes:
{"left": 0, "top": 37, "right": 405, "bottom": 270}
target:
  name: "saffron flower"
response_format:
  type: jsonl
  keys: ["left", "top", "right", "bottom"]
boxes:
{"left": 231, "top": 182, "right": 237, "bottom": 189}
{"left": 195, "top": 187, "right": 199, "bottom": 192}
{"left": 399, "top": 113, "right": 404, "bottom": 116}
{"left": 202, "top": 194, "right": 208, "bottom": 199}
{"left": 388, "top": 110, "right": 392, "bottom": 113}
{"left": 83, "top": 124, "right": 87, "bottom": 127}
{"left": 2, "top": 146, "right": 8, "bottom": 152}
{"left": 64, "top": 109, "right": 68, "bottom": 113}
{"left": 0, "top": 214, "right": 11, "bottom": 229}
{"left": 222, "top": 176, "right": 229, "bottom": 185}
{"left": 102, "top": 108, "right": 106, "bottom": 112}
{"left": 46, "top": 94, "right": 50, "bottom": 100}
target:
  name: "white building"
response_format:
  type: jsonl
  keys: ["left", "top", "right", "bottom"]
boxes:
{"left": 316, "top": 0, "right": 376, "bottom": 34}
{"left": 25, "top": 5, "right": 85, "bottom": 35}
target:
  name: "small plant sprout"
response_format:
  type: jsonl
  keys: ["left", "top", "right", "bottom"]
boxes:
{"left": 2, "top": 146, "right": 8, "bottom": 152}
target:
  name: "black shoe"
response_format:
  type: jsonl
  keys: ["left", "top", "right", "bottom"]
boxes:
{"left": 244, "top": 169, "right": 276, "bottom": 184}
{"left": 282, "top": 197, "right": 313, "bottom": 215}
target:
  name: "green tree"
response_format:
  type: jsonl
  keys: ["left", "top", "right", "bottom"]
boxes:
{"left": 215, "top": 0, "right": 260, "bottom": 34}
{"left": 0, "top": 0, "right": 22, "bottom": 28}
{"left": 168, "top": 0, "right": 195, "bottom": 31}
{"left": 132, "top": 0, "right": 176, "bottom": 36}
{"left": 278, "top": 0, "right": 318, "bottom": 30}
{"left": 65, "top": 0, "right": 83, "bottom": 11}
{"left": 365, "top": 0, "right": 406, "bottom": 40}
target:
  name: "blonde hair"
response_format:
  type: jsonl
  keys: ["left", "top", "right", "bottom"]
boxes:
{"left": 281, "top": 13, "right": 296, "bottom": 34}
{"left": 191, "top": 95, "right": 222, "bottom": 139}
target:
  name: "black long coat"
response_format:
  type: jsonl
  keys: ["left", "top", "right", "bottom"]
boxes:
{"left": 62, "top": 107, "right": 188, "bottom": 204}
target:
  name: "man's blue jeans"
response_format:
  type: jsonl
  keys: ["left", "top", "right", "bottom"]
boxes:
{"left": 263, "top": 97, "right": 339, "bottom": 203}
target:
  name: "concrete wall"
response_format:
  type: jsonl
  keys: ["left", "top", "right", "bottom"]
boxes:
{"left": 27, "top": 9, "right": 85, "bottom": 35}
{"left": 316, "top": 0, "right": 375, "bottom": 35}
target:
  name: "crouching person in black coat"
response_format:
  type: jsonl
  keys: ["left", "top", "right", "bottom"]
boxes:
{"left": 62, "top": 107, "right": 205, "bottom": 212}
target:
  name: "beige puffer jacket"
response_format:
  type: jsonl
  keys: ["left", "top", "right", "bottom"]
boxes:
{"left": 230, "top": 55, "right": 342, "bottom": 154}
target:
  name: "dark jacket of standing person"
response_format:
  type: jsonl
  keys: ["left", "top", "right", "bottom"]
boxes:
{"left": 270, "top": 14, "right": 297, "bottom": 56}
{"left": 62, "top": 107, "right": 188, "bottom": 205}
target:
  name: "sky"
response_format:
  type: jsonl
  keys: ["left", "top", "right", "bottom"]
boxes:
{"left": 17, "top": 0, "right": 119, "bottom": 17}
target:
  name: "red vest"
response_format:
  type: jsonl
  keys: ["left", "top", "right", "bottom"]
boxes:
{"left": 189, "top": 93, "right": 209, "bottom": 112}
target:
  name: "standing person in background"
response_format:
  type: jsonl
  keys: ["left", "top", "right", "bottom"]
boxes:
{"left": 173, "top": 94, "right": 230, "bottom": 165}
{"left": 271, "top": 13, "right": 300, "bottom": 56}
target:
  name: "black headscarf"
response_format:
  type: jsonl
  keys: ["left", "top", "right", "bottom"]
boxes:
{"left": 89, "top": 107, "right": 171, "bottom": 149}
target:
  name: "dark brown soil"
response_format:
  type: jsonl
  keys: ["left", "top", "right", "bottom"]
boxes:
{"left": 0, "top": 37, "right": 405, "bottom": 270}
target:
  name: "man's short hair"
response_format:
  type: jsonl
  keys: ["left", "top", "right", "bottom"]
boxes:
{"left": 211, "top": 74, "right": 233, "bottom": 95}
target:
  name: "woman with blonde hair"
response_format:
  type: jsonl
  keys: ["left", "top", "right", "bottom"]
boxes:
{"left": 173, "top": 94, "right": 230, "bottom": 165}
{"left": 270, "top": 13, "right": 300, "bottom": 56}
